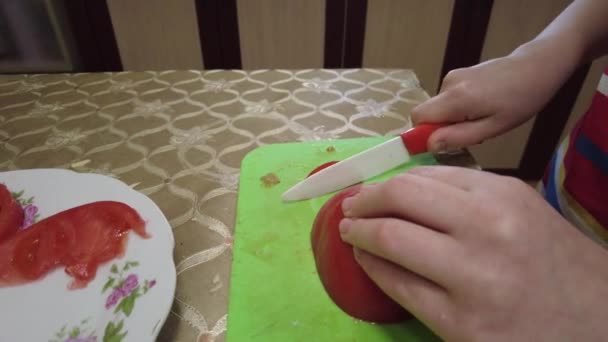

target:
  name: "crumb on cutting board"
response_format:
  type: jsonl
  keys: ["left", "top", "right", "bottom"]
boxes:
{"left": 260, "top": 172, "right": 280, "bottom": 187}
{"left": 326, "top": 146, "right": 336, "bottom": 153}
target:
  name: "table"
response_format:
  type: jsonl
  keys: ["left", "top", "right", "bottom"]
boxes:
{"left": 0, "top": 69, "right": 477, "bottom": 341}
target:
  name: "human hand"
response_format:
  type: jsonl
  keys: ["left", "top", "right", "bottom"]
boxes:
{"left": 412, "top": 39, "right": 579, "bottom": 152}
{"left": 339, "top": 166, "right": 608, "bottom": 342}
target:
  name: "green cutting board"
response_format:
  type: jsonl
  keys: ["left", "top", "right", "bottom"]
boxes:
{"left": 226, "top": 137, "right": 442, "bottom": 342}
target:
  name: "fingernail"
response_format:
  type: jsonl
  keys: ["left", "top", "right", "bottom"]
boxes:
{"left": 432, "top": 139, "right": 447, "bottom": 152}
{"left": 339, "top": 218, "right": 352, "bottom": 234}
{"left": 341, "top": 197, "right": 354, "bottom": 215}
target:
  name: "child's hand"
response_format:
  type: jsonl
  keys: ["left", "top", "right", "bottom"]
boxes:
{"left": 412, "top": 39, "right": 579, "bottom": 152}
{"left": 339, "top": 166, "right": 608, "bottom": 341}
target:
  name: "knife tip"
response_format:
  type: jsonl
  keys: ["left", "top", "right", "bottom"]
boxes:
{"left": 280, "top": 191, "right": 298, "bottom": 203}
{"left": 281, "top": 186, "right": 311, "bottom": 202}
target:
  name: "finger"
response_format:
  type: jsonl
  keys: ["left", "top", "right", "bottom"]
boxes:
{"left": 354, "top": 248, "right": 452, "bottom": 329}
{"left": 411, "top": 87, "right": 487, "bottom": 126}
{"left": 407, "top": 165, "right": 500, "bottom": 192}
{"left": 437, "top": 73, "right": 457, "bottom": 93}
{"left": 426, "top": 118, "right": 504, "bottom": 151}
{"left": 438, "top": 67, "right": 467, "bottom": 93}
{"left": 342, "top": 172, "right": 472, "bottom": 233}
{"left": 340, "top": 217, "right": 460, "bottom": 284}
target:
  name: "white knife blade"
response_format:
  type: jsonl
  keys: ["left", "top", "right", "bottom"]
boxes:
{"left": 281, "top": 123, "right": 443, "bottom": 202}
{"left": 281, "top": 137, "right": 409, "bottom": 202}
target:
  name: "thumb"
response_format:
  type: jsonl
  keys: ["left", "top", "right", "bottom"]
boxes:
{"left": 427, "top": 118, "right": 502, "bottom": 152}
{"left": 411, "top": 87, "right": 486, "bottom": 125}
{"left": 411, "top": 86, "right": 492, "bottom": 151}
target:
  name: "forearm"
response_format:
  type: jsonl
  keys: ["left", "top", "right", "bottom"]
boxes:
{"left": 513, "top": 0, "right": 608, "bottom": 65}
{"left": 536, "top": 0, "right": 608, "bottom": 62}
{"left": 500, "top": 0, "right": 608, "bottom": 98}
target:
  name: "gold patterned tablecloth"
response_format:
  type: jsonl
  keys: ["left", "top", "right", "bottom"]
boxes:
{"left": 0, "top": 69, "right": 476, "bottom": 341}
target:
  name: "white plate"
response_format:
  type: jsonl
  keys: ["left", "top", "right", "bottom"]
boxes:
{"left": 0, "top": 169, "right": 176, "bottom": 342}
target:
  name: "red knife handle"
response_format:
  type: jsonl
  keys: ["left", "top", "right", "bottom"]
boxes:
{"left": 400, "top": 123, "right": 445, "bottom": 155}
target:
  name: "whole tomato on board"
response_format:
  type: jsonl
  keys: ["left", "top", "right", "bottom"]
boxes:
{"left": 307, "top": 161, "right": 339, "bottom": 178}
{"left": 309, "top": 165, "right": 411, "bottom": 323}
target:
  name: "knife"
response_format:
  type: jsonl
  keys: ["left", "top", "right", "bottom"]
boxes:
{"left": 281, "top": 123, "right": 444, "bottom": 202}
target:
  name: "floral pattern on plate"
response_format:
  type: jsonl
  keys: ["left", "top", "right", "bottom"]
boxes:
{"left": 49, "top": 318, "right": 97, "bottom": 342}
{"left": 50, "top": 260, "right": 157, "bottom": 342}
{"left": 10, "top": 188, "right": 39, "bottom": 229}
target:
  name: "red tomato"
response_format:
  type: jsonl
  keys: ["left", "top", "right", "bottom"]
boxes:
{"left": 307, "top": 161, "right": 339, "bottom": 177}
{"left": 311, "top": 186, "right": 411, "bottom": 323}
{"left": 0, "top": 201, "right": 148, "bottom": 289}
{"left": 0, "top": 184, "right": 24, "bottom": 243}
{"left": 400, "top": 123, "right": 444, "bottom": 155}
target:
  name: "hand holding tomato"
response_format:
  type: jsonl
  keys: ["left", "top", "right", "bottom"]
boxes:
{"left": 311, "top": 185, "right": 410, "bottom": 323}
{"left": 339, "top": 166, "right": 608, "bottom": 341}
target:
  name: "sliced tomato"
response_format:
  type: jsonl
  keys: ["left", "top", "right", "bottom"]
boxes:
{"left": 0, "top": 201, "right": 148, "bottom": 289}
{"left": 0, "top": 184, "right": 24, "bottom": 243}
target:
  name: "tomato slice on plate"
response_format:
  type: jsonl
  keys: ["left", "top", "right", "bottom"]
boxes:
{"left": 0, "top": 201, "right": 148, "bottom": 289}
{"left": 0, "top": 184, "right": 24, "bottom": 243}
